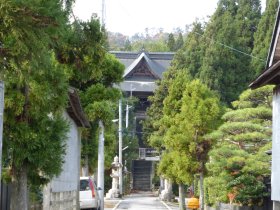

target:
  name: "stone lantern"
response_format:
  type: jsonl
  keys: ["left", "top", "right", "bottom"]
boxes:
{"left": 106, "top": 156, "right": 120, "bottom": 199}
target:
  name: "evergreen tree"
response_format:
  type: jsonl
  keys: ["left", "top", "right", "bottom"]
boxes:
{"left": 143, "top": 67, "right": 179, "bottom": 149}
{"left": 0, "top": 0, "right": 72, "bottom": 209}
{"left": 205, "top": 86, "right": 273, "bottom": 206}
{"left": 251, "top": 0, "right": 279, "bottom": 75}
{"left": 175, "top": 32, "right": 184, "bottom": 50}
{"left": 199, "top": 0, "right": 261, "bottom": 104}
{"left": 159, "top": 78, "right": 222, "bottom": 210}
{"left": 172, "top": 21, "right": 204, "bottom": 78}
{"left": 56, "top": 18, "right": 124, "bottom": 173}
{"left": 167, "top": 33, "right": 176, "bottom": 51}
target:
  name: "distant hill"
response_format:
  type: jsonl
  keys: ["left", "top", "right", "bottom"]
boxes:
{"left": 107, "top": 27, "right": 185, "bottom": 52}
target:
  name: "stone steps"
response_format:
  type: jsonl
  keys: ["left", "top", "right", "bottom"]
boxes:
{"left": 132, "top": 160, "right": 152, "bottom": 191}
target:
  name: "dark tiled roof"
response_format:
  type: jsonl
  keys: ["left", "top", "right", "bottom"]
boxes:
{"left": 67, "top": 88, "right": 90, "bottom": 128}
{"left": 111, "top": 51, "right": 174, "bottom": 79}
{"left": 111, "top": 51, "right": 174, "bottom": 93}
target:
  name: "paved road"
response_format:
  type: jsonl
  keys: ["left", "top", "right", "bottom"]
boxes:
{"left": 109, "top": 191, "right": 179, "bottom": 210}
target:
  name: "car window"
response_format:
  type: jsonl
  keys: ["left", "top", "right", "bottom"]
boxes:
{"left": 80, "top": 179, "right": 89, "bottom": 191}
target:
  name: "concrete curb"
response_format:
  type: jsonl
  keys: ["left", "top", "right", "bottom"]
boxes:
{"left": 161, "top": 201, "right": 173, "bottom": 210}
{"left": 111, "top": 200, "right": 122, "bottom": 210}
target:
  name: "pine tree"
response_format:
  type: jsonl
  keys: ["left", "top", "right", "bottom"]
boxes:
{"left": 205, "top": 86, "right": 273, "bottom": 206}
{"left": 251, "top": 0, "right": 279, "bottom": 75}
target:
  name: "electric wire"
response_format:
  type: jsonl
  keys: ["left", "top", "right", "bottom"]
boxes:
{"left": 194, "top": 31, "right": 266, "bottom": 62}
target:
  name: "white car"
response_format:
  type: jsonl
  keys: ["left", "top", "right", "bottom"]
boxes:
{"left": 80, "top": 177, "right": 100, "bottom": 210}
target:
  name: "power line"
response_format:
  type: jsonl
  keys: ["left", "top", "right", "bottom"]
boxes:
{"left": 194, "top": 32, "right": 266, "bottom": 63}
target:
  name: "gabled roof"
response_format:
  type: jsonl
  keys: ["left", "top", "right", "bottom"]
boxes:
{"left": 111, "top": 51, "right": 174, "bottom": 79}
{"left": 123, "top": 52, "right": 160, "bottom": 79}
{"left": 67, "top": 88, "right": 90, "bottom": 128}
{"left": 111, "top": 51, "right": 174, "bottom": 93}
{"left": 250, "top": 6, "right": 280, "bottom": 89}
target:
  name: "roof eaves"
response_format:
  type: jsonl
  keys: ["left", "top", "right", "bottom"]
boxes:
{"left": 249, "top": 60, "right": 280, "bottom": 89}
{"left": 67, "top": 88, "right": 90, "bottom": 128}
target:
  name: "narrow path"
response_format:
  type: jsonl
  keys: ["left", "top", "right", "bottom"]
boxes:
{"left": 113, "top": 191, "right": 177, "bottom": 210}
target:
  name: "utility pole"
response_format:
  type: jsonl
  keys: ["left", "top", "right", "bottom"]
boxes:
{"left": 101, "top": 0, "right": 105, "bottom": 26}
{"left": 126, "top": 84, "right": 134, "bottom": 128}
{"left": 97, "top": 120, "right": 105, "bottom": 210}
{"left": 0, "top": 81, "right": 4, "bottom": 197}
{"left": 125, "top": 103, "right": 130, "bottom": 128}
{"left": 118, "top": 99, "right": 123, "bottom": 196}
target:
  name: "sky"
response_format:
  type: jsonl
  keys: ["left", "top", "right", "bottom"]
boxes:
{"left": 73, "top": 0, "right": 266, "bottom": 36}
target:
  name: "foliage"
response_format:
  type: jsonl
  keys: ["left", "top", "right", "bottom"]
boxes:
{"left": 172, "top": 22, "right": 204, "bottom": 78}
{"left": 143, "top": 67, "right": 179, "bottom": 149}
{"left": 205, "top": 86, "right": 273, "bottom": 206}
{"left": 108, "top": 30, "right": 185, "bottom": 52}
{"left": 1, "top": 0, "right": 71, "bottom": 182}
{"left": 0, "top": 0, "right": 73, "bottom": 208}
{"left": 171, "top": 0, "right": 262, "bottom": 104}
{"left": 158, "top": 77, "right": 222, "bottom": 184}
{"left": 227, "top": 174, "right": 268, "bottom": 206}
{"left": 199, "top": 0, "right": 261, "bottom": 104}
{"left": 251, "top": 0, "right": 279, "bottom": 75}
{"left": 56, "top": 16, "right": 125, "bottom": 172}
{"left": 167, "top": 33, "right": 176, "bottom": 51}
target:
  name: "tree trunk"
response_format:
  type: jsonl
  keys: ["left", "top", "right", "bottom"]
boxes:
{"left": 199, "top": 171, "right": 204, "bottom": 210}
{"left": 179, "top": 183, "right": 186, "bottom": 210}
{"left": 167, "top": 179, "right": 173, "bottom": 202}
{"left": 10, "top": 163, "right": 28, "bottom": 210}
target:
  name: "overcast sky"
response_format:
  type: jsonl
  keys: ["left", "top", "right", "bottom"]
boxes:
{"left": 73, "top": 0, "right": 266, "bottom": 36}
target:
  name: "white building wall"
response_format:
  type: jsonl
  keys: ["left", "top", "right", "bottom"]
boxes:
{"left": 272, "top": 86, "right": 280, "bottom": 201}
{"left": 43, "top": 111, "right": 81, "bottom": 210}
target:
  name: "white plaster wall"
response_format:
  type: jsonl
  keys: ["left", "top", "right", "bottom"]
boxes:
{"left": 51, "top": 111, "right": 80, "bottom": 192}
{"left": 272, "top": 86, "right": 280, "bottom": 201}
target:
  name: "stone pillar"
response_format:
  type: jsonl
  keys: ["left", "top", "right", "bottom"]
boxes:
{"left": 274, "top": 201, "right": 280, "bottom": 210}
{"left": 272, "top": 86, "right": 280, "bottom": 209}
{"left": 43, "top": 184, "right": 51, "bottom": 210}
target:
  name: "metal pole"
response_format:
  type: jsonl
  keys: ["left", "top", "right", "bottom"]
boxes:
{"left": 97, "top": 120, "right": 105, "bottom": 210}
{"left": 125, "top": 103, "right": 129, "bottom": 128}
{"left": 118, "top": 99, "right": 123, "bottom": 196}
{"left": 101, "top": 0, "right": 105, "bottom": 26}
{"left": 0, "top": 81, "right": 4, "bottom": 196}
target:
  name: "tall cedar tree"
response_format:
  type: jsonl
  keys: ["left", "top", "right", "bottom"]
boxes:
{"left": 167, "top": 33, "right": 176, "bottom": 51}
{"left": 199, "top": 0, "right": 261, "bottom": 104}
{"left": 172, "top": 21, "right": 204, "bottom": 78}
{"left": 0, "top": 0, "right": 72, "bottom": 209}
{"left": 159, "top": 77, "right": 222, "bottom": 210}
{"left": 143, "top": 67, "right": 179, "bottom": 149}
{"left": 251, "top": 0, "right": 279, "bottom": 75}
{"left": 175, "top": 32, "right": 184, "bottom": 51}
{"left": 56, "top": 18, "right": 124, "bottom": 174}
